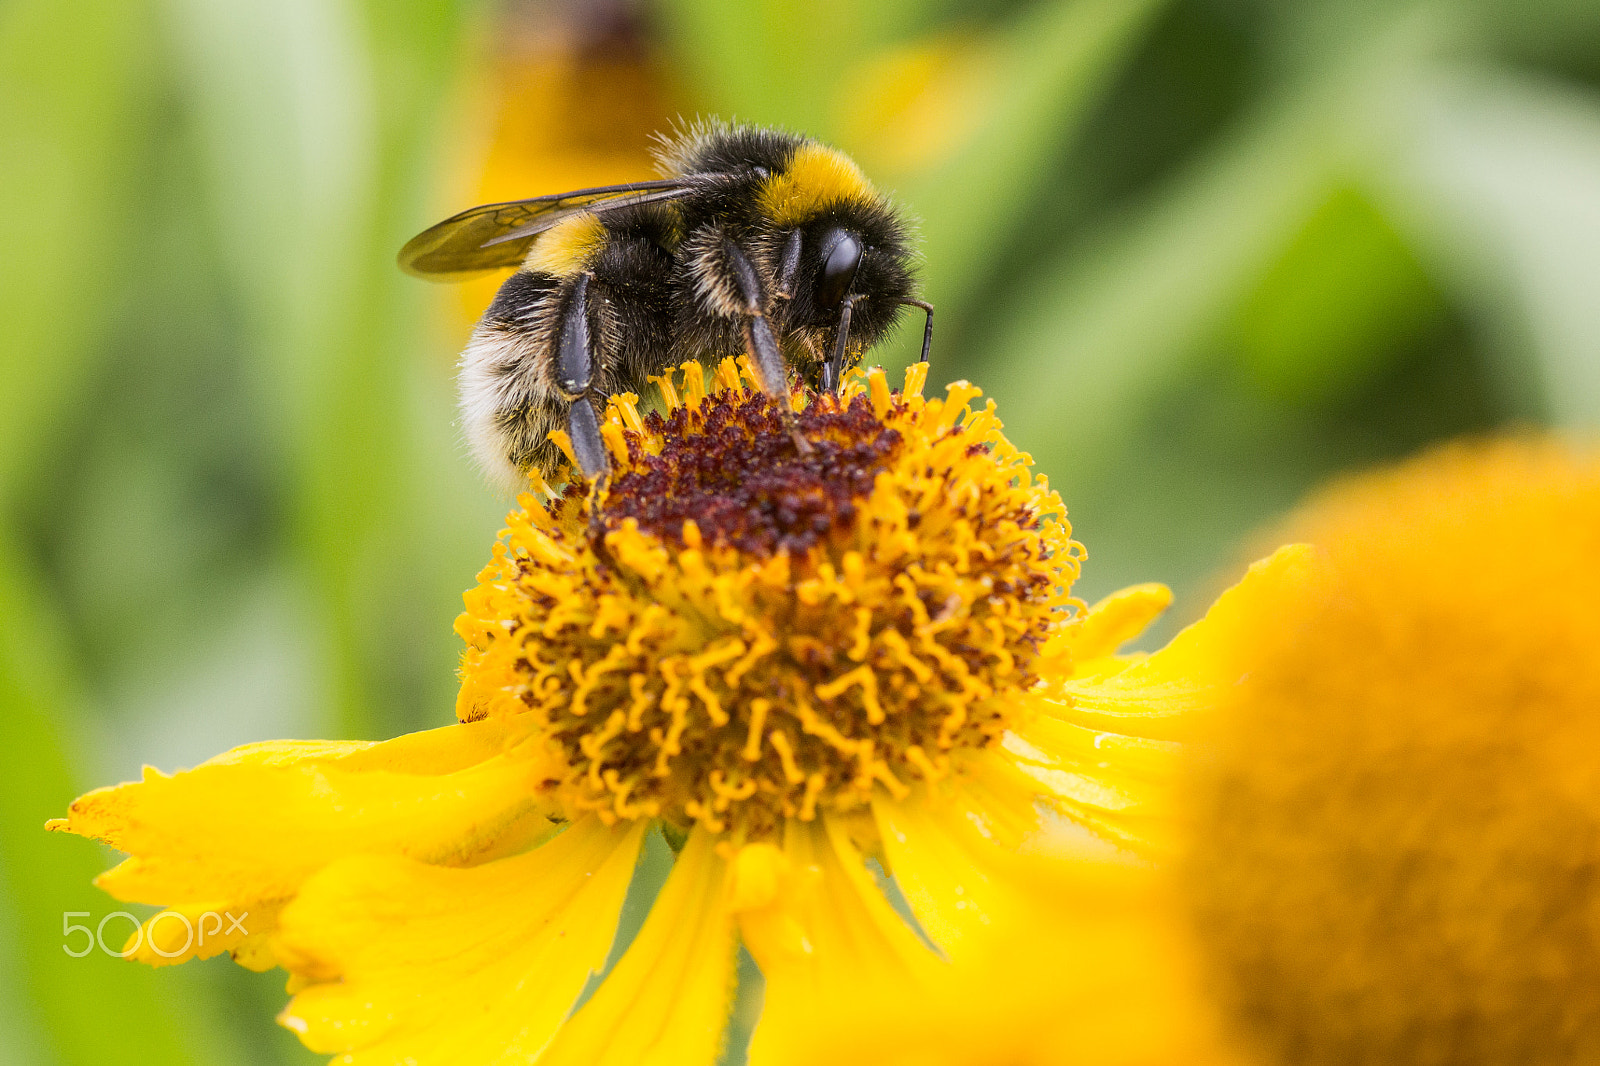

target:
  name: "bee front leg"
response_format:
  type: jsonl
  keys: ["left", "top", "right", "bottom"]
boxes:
{"left": 716, "top": 237, "right": 813, "bottom": 455}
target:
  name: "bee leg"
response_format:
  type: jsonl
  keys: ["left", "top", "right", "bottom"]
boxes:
{"left": 898, "top": 298, "right": 935, "bottom": 367}
{"left": 720, "top": 237, "right": 813, "bottom": 455}
{"left": 564, "top": 398, "right": 616, "bottom": 551}
{"left": 824, "top": 294, "right": 860, "bottom": 395}
{"left": 564, "top": 395, "right": 610, "bottom": 483}
{"left": 773, "top": 228, "right": 803, "bottom": 300}
{"left": 549, "top": 271, "right": 622, "bottom": 556}
{"left": 553, "top": 272, "right": 612, "bottom": 484}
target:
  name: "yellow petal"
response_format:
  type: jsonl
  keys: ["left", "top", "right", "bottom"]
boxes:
{"left": 277, "top": 817, "right": 644, "bottom": 1063}
{"left": 49, "top": 717, "right": 558, "bottom": 969}
{"left": 56, "top": 716, "right": 553, "bottom": 906}
{"left": 1051, "top": 545, "right": 1316, "bottom": 741}
{"left": 206, "top": 714, "right": 526, "bottom": 773}
{"left": 538, "top": 826, "right": 738, "bottom": 1066}
{"left": 762, "top": 859, "right": 1244, "bottom": 1066}
{"left": 872, "top": 783, "right": 1043, "bottom": 959}
{"left": 744, "top": 817, "right": 942, "bottom": 1066}
{"left": 1007, "top": 716, "right": 1178, "bottom": 789}
{"left": 1001, "top": 547, "right": 1314, "bottom": 852}
{"left": 1059, "top": 582, "right": 1173, "bottom": 664}
{"left": 119, "top": 899, "right": 283, "bottom": 969}
{"left": 1004, "top": 715, "right": 1177, "bottom": 847}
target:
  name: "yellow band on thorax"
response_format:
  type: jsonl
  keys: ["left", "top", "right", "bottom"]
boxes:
{"left": 759, "top": 142, "right": 878, "bottom": 228}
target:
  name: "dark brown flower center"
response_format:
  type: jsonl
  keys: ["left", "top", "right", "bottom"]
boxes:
{"left": 603, "top": 391, "right": 901, "bottom": 556}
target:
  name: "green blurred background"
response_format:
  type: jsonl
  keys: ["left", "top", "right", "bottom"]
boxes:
{"left": 3, "top": 0, "right": 1598, "bottom": 1061}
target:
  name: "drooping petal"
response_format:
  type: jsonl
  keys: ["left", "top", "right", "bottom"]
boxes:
{"left": 49, "top": 717, "right": 557, "bottom": 966}
{"left": 537, "top": 826, "right": 739, "bottom": 1066}
{"left": 760, "top": 856, "right": 1244, "bottom": 1066}
{"left": 1046, "top": 546, "right": 1315, "bottom": 741}
{"left": 1003, "top": 716, "right": 1178, "bottom": 847}
{"left": 1003, "top": 547, "right": 1317, "bottom": 849}
{"left": 123, "top": 898, "right": 284, "bottom": 969}
{"left": 742, "top": 816, "right": 943, "bottom": 1066}
{"left": 277, "top": 817, "right": 645, "bottom": 1064}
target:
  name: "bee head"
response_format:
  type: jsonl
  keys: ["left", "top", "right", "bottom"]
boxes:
{"left": 773, "top": 203, "right": 916, "bottom": 371}
{"left": 738, "top": 139, "right": 917, "bottom": 371}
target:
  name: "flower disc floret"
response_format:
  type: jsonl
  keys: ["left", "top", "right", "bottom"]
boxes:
{"left": 455, "top": 359, "right": 1085, "bottom": 838}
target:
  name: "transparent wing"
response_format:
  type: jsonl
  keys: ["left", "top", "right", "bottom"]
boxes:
{"left": 398, "top": 179, "right": 699, "bottom": 279}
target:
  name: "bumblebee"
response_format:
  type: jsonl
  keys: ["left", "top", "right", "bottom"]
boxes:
{"left": 400, "top": 122, "right": 933, "bottom": 490}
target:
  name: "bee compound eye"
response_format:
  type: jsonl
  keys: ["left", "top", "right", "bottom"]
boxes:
{"left": 817, "top": 228, "right": 862, "bottom": 310}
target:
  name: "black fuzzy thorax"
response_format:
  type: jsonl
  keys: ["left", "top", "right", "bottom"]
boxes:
{"left": 658, "top": 123, "right": 806, "bottom": 183}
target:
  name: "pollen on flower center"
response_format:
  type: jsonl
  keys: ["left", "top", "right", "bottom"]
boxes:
{"left": 603, "top": 388, "right": 902, "bottom": 556}
{"left": 454, "top": 359, "right": 1084, "bottom": 838}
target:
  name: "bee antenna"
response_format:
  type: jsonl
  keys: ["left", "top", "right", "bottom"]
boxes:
{"left": 898, "top": 299, "right": 934, "bottom": 366}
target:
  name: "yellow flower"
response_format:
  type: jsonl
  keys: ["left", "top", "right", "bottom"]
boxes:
{"left": 1183, "top": 438, "right": 1600, "bottom": 1066}
{"left": 51, "top": 360, "right": 1248, "bottom": 1065}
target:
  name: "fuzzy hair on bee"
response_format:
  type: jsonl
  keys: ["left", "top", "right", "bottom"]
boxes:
{"left": 399, "top": 120, "right": 933, "bottom": 493}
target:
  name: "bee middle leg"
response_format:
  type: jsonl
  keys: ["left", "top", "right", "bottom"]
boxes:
{"left": 549, "top": 271, "right": 620, "bottom": 553}
{"left": 553, "top": 272, "right": 611, "bottom": 483}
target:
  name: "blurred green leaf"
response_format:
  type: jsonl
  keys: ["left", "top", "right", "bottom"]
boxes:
{"left": 1232, "top": 185, "right": 1444, "bottom": 404}
{"left": 0, "top": 0, "right": 240, "bottom": 1060}
{"left": 0, "top": 536, "right": 208, "bottom": 1066}
{"left": 1374, "top": 66, "right": 1600, "bottom": 426}
{"left": 0, "top": 0, "right": 152, "bottom": 495}
{"left": 165, "top": 0, "right": 498, "bottom": 740}
{"left": 162, "top": 0, "right": 381, "bottom": 738}
{"left": 899, "top": 0, "right": 1170, "bottom": 327}
{"left": 981, "top": 7, "right": 1452, "bottom": 494}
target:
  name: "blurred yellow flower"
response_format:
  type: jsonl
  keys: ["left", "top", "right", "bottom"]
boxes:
{"left": 51, "top": 361, "right": 1272, "bottom": 1065}
{"left": 1184, "top": 438, "right": 1600, "bottom": 1066}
